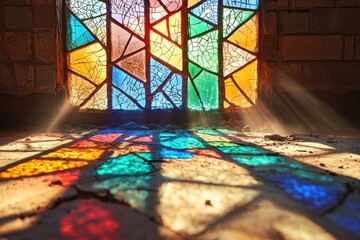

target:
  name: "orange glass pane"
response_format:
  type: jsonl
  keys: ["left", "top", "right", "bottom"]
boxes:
{"left": 69, "top": 42, "right": 106, "bottom": 85}
{"left": 116, "top": 50, "right": 146, "bottom": 81}
{"left": 228, "top": 15, "right": 257, "bottom": 53}
{"left": 0, "top": 159, "right": 89, "bottom": 179}
{"left": 111, "top": 22, "right": 131, "bottom": 62}
{"left": 224, "top": 60, "right": 257, "bottom": 108}
{"left": 41, "top": 148, "right": 106, "bottom": 161}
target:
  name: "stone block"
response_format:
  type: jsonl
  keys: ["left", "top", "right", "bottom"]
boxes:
{"left": 282, "top": 35, "right": 342, "bottom": 60}
{"left": 32, "top": 0, "right": 54, "bottom": 5}
{"left": 36, "top": 65, "right": 55, "bottom": 91}
{"left": 4, "top": 6, "right": 33, "bottom": 30}
{"left": 343, "top": 36, "right": 354, "bottom": 61}
{"left": 0, "top": 63, "right": 12, "bottom": 91}
{"left": 262, "top": 11, "right": 277, "bottom": 34}
{"left": 356, "top": 37, "right": 360, "bottom": 61}
{"left": 279, "top": 11, "right": 309, "bottom": 34}
{"left": 33, "top": 6, "right": 55, "bottom": 28}
{"left": 262, "top": 0, "right": 278, "bottom": 10}
{"left": 262, "top": 35, "right": 279, "bottom": 61}
{"left": 14, "top": 64, "right": 34, "bottom": 92}
{"left": 34, "top": 30, "right": 55, "bottom": 64}
{"left": 311, "top": 8, "right": 360, "bottom": 34}
{"left": 278, "top": 0, "right": 288, "bottom": 8}
{"left": 0, "top": 32, "right": 32, "bottom": 62}
{"left": 328, "top": 62, "right": 360, "bottom": 86}
{"left": 290, "top": 0, "right": 335, "bottom": 7}
{"left": 301, "top": 62, "right": 328, "bottom": 90}
{"left": 263, "top": 62, "right": 303, "bottom": 89}
{"left": 337, "top": 0, "right": 360, "bottom": 6}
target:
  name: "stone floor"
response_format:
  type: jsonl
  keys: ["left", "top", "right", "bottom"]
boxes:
{"left": 0, "top": 124, "right": 359, "bottom": 240}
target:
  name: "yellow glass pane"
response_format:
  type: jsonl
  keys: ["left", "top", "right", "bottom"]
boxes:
{"left": 69, "top": 42, "right": 107, "bottom": 84}
{"left": 68, "top": 73, "right": 96, "bottom": 107}
{"left": 150, "top": 31, "right": 183, "bottom": 71}
{"left": 188, "top": 0, "right": 202, "bottom": 8}
{"left": 228, "top": 15, "right": 257, "bottom": 53}
{"left": 81, "top": 84, "right": 108, "bottom": 110}
{"left": 0, "top": 159, "right": 88, "bottom": 179}
{"left": 225, "top": 60, "right": 257, "bottom": 108}
{"left": 41, "top": 148, "right": 106, "bottom": 161}
{"left": 153, "top": 18, "right": 169, "bottom": 37}
{"left": 169, "top": 11, "right": 182, "bottom": 44}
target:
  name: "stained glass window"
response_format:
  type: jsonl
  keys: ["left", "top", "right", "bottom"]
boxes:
{"left": 66, "top": 0, "right": 259, "bottom": 111}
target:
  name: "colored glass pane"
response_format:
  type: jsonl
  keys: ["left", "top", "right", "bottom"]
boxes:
{"left": 116, "top": 50, "right": 146, "bottom": 81}
{"left": 69, "top": 42, "right": 106, "bottom": 85}
{"left": 188, "top": 14, "right": 214, "bottom": 38}
{"left": 111, "top": 22, "right": 131, "bottom": 62}
{"left": 81, "top": 84, "right": 108, "bottom": 110}
{"left": 150, "top": 0, "right": 168, "bottom": 23}
{"left": 83, "top": 14, "right": 107, "bottom": 44}
{"left": 223, "top": 0, "right": 259, "bottom": 10}
{"left": 224, "top": 60, "right": 257, "bottom": 108}
{"left": 68, "top": 73, "right": 96, "bottom": 107}
{"left": 161, "top": 0, "right": 182, "bottom": 12}
{"left": 112, "top": 67, "right": 146, "bottom": 109}
{"left": 112, "top": 0, "right": 145, "bottom": 37}
{"left": 150, "top": 31, "right": 183, "bottom": 71}
{"left": 150, "top": 58, "right": 172, "bottom": 93}
{"left": 188, "top": 30, "right": 218, "bottom": 73}
{"left": 188, "top": 69, "right": 218, "bottom": 110}
{"left": 67, "top": 14, "right": 95, "bottom": 50}
{"left": 228, "top": 15, "right": 258, "bottom": 53}
{"left": 190, "top": 0, "right": 218, "bottom": 25}
{"left": 223, "top": 41, "right": 256, "bottom": 76}
{"left": 223, "top": 8, "right": 253, "bottom": 38}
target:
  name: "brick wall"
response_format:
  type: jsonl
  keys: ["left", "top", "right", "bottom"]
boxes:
{"left": 260, "top": 0, "right": 360, "bottom": 117}
{"left": 0, "top": 0, "right": 61, "bottom": 114}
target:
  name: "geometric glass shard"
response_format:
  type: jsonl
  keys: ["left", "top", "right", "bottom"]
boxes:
{"left": 67, "top": 14, "right": 95, "bottom": 50}
{"left": 188, "top": 30, "right": 219, "bottom": 73}
{"left": 69, "top": 42, "right": 107, "bottom": 85}
{"left": 191, "top": 0, "right": 218, "bottom": 25}
{"left": 223, "top": 8, "right": 253, "bottom": 38}
{"left": 228, "top": 15, "right": 258, "bottom": 53}
{"left": 188, "top": 14, "right": 214, "bottom": 38}
{"left": 224, "top": 60, "right": 257, "bottom": 109}
{"left": 223, "top": 0, "right": 259, "bottom": 10}
{"left": 223, "top": 41, "right": 256, "bottom": 77}
{"left": 83, "top": 14, "right": 107, "bottom": 45}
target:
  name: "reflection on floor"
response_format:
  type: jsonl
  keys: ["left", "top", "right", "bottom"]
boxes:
{"left": 0, "top": 127, "right": 359, "bottom": 239}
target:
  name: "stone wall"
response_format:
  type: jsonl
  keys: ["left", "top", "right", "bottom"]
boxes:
{"left": 0, "top": 0, "right": 61, "bottom": 114}
{"left": 0, "top": 0, "right": 359, "bottom": 119}
{"left": 260, "top": 0, "right": 360, "bottom": 117}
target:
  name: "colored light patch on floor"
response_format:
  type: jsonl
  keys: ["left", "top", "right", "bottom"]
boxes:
{"left": 160, "top": 132, "right": 205, "bottom": 149}
{"left": 97, "top": 154, "right": 153, "bottom": 176}
{"left": 41, "top": 148, "right": 106, "bottom": 161}
{"left": 0, "top": 159, "right": 89, "bottom": 179}
{"left": 262, "top": 172, "right": 348, "bottom": 212}
{"left": 210, "top": 142, "right": 267, "bottom": 155}
{"left": 160, "top": 148, "right": 194, "bottom": 159}
{"left": 59, "top": 200, "right": 122, "bottom": 239}
{"left": 89, "top": 133, "right": 123, "bottom": 143}
{"left": 187, "top": 149, "right": 222, "bottom": 158}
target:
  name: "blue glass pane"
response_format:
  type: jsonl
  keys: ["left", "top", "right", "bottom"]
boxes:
{"left": 190, "top": 0, "right": 218, "bottom": 25}
{"left": 163, "top": 73, "right": 183, "bottom": 108}
{"left": 150, "top": 58, "right": 171, "bottom": 93}
{"left": 112, "top": 67, "right": 145, "bottom": 109}
{"left": 151, "top": 92, "right": 174, "bottom": 109}
{"left": 67, "top": 14, "right": 95, "bottom": 50}
{"left": 223, "top": 0, "right": 259, "bottom": 10}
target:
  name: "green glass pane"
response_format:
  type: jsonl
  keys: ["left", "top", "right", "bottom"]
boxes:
{"left": 193, "top": 70, "right": 218, "bottom": 110}
{"left": 188, "top": 30, "right": 219, "bottom": 73}
{"left": 223, "top": 8, "right": 253, "bottom": 38}
{"left": 188, "top": 62, "right": 202, "bottom": 79}
{"left": 187, "top": 78, "right": 203, "bottom": 110}
{"left": 188, "top": 14, "right": 214, "bottom": 38}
